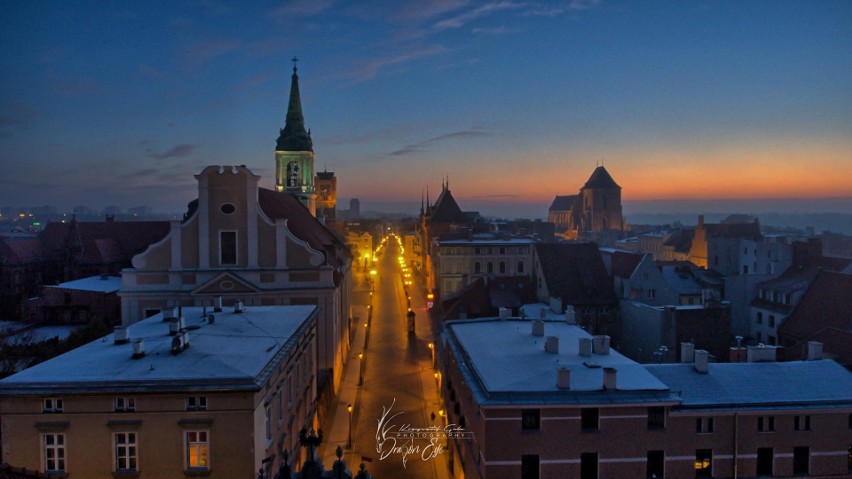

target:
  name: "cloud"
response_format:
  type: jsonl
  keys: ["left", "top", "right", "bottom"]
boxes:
{"left": 346, "top": 45, "right": 448, "bottom": 81}
{"left": 146, "top": 144, "right": 198, "bottom": 160}
{"left": 391, "top": 0, "right": 471, "bottom": 22}
{"left": 0, "top": 102, "right": 38, "bottom": 136}
{"left": 433, "top": 1, "right": 526, "bottom": 30}
{"left": 471, "top": 25, "right": 515, "bottom": 35}
{"left": 390, "top": 130, "right": 488, "bottom": 156}
{"left": 525, "top": 0, "right": 601, "bottom": 16}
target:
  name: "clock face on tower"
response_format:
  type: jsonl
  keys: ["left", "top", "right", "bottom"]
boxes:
{"left": 319, "top": 185, "right": 330, "bottom": 200}
{"left": 286, "top": 161, "right": 300, "bottom": 188}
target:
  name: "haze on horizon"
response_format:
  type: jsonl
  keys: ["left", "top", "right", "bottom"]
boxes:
{"left": 2, "top": 1, "right": 851, "bottom": 219}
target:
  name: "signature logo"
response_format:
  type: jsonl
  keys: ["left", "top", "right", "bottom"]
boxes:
{"left": 375, "top": 398, "right": 473, "bottom": 468}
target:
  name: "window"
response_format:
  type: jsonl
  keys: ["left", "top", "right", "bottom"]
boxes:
{"left": 115, "top": 397, "right": 136, "bottom": 412}
{"left": 581, "top": 408, "right": 599, "bottom": 431}
{"left": 695, "top": 449, "right": 712, "bottom": 478}
{"left": 756, "top": 312, "right": 763, "bottom": 324}
{"left": 265, "top": 404, "right": 273, "bottom": 442}
{"left": 522, "top": 409, "right": 540, "bottom": 431}
{"left": 756, "top": 447, "right": 773, "bottom": 476}
{"left": 756, "top": 332, "right": 762, "bottom": 342}
{"left": 793, "top": 447, "right": 809, "bottom": 475}
{"left": 499, "top": 247, "right": 506, "bottom": 254}
{"left": 220, "top": 231, "right": 237, "bottom": 265}
{"left": 219, "top": 203, "right": 235, "bottom": 215}
{"left": 648, "top": 407, "right": 665, "bottom": 430}
{"left": 487, "top": 262, "right": 493, "bottom": 274}
{"left": 696, "top": 417, "right": 715, "bottom": 433}
{"left": 758, "top": 416, "right": 775, "bottom": 432}
{"left": 648, "top": 289, "right": 656, "bottom": 299}
{"left": 474, "top": 247, "right": 481, "bottom": 255}
{"left": 521, "top": 454, "right": 539, "bottom": 479}
{"left": 43, "top": 433, "right": 66, "bottom": 472}
{"left": 474, "top": 262, "right": 481, "bottom": 273}
{"left": 278, "top": 393, "right": 284, "bottom": 427}
{"left": 768, "top": 335, "right": 776, "bottom": 345}
{"left": 114, "top": 432, "right": 137, "bottom": 471}
{"left": 580, "top": 452, "right": 598, "bottom": 479}
{"left": 186, "top": 396, "right": 207, "bottom": 411}
{"left": 499, "top": 261, "right": 506, "bottom": 274}
{"left": 186, "top": 430, "right": 210, "bottom": 470}
{"left": 43, "top": 398, "right": 63, "bottom": 413}
{"left": 768, "top": 315, "right": 775, "bottom": 328}
{"left": 517, "top": 261, "right": 524, "bottom": 273}
{"left": 647, "top": 450, "right": 664, "bottom": 479}
{"left": 794, "top": 415, "right": 811, "bottom": 431}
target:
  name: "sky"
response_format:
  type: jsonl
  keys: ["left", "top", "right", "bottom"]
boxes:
{"left": 1, "top": 0, "right": 851, "bottom": 219}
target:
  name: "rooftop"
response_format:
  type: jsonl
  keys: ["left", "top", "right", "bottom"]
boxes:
{"left": 46, "top": 275, "right": 122, "bottom": 293}
{"left": 0, "top": 305, "right": 317, "bottom": 395}
{"left": 446, "top": 318, "right": 670, "bottom": 404}
{"left": 438, "top": 238, "right": 535, "bottom": 245}
{"left": 645, "top": 360, "right": 852, "bottom": 409}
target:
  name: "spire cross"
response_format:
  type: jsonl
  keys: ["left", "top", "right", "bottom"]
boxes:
{"left": 291, "top": 56, "right": 299, "bottom": 72}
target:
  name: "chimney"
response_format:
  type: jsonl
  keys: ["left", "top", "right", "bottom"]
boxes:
{"left": 545, "top": 336, "right": 559, "bottom": 354}
{"left": 498, "top": 307, "right": 510, "bottom": 319}
{"left": 694, "top": 350, "right": 709, "bottom": 373}
{"left": 579, "top": 337, "right": 593, "bottom": 357}
{"left": 556, "top": 367, "right": 571, "bottom": 390}
{"left": 680, "top": 342, "right": 695, "bottom": 363}
{"left": 539, "top": 308, "right": 546, "bottom": 319}
{"left": 603, "top": 368, "right": 617, "bottom": 390}
{"left": 805, "top": 341, "right": 823, "bottom": 361}
{"left": 169, "top": 317, "right": 185, "bottom": 336}
{"left": 234, "top": 300, "right": 245, "bottom": 314}
{"left": 113, "top": 326, "right": 129, "bottom": 345}
{"left": 564, "top": 306, "right": 577, "bottom": 325}
{"left": 171, "top": 331, "right": 189, "bottom": 354}
{"left": 532, "top": 320, "right": 545, "bottom": 337}
{"left": 214, "top": 296, "right": 223, "bottom": 313}
{"left": 747, "top": 344, "right": 777, "bottom": 363}
{"left": 592, "top": 335, "right": 611, "bottom": 355}
{"left": 131, "top": 339, "right": 145, "bottom": 359}
{"left": 163, "top": 307, "right": 177, "bottom": 321}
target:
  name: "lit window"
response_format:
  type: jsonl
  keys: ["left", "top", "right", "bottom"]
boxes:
{"left": 43, "top": 398, "right": 63, "bottom": 413}
{"left": 695, "top": 449, "right": 712, "bottom": 477}
{"left": 186, "top": 430, "right": 209, "bottom": 470}
{"left": 115, "top": 432, "right": 137, "bottom": 471}
{"left": 186, "top": 396, "right": 207, "bottom": 411}
{"left": 43, "top": 433, "right": 66, "bottom": 472}
{"left": 115, "top": 397, "right": 136, "bottom": 412}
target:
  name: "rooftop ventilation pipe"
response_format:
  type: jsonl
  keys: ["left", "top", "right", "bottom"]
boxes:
{"left": 557, "top": 367, "right": 571, "bottom": 390}
{"left": 603, "top": 368, "right": 617, "bottom": 390}
{"left": 113, "top": 326, "right": 129, "bottom": 345}
{"left": 579, "top": 338, "right": 593, "bottom": 357}
{"left": 545, "top": 336, "right": 559, "bottom": 354}
{"left": 680, "top": 342, "right": 695, "bottom": 363}
{"left": 532, "top": 320, "right": 544, "bottom": 337}
{"left": 694, "top": 349, "right": 709, "bottom": 373}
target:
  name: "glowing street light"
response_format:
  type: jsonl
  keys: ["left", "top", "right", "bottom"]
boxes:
{"left": 347, "top": 404, "right": 353, "bottom": 448}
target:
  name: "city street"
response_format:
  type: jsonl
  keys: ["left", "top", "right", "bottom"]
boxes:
{"left": 321, "top": 239, "right": 451, "bottom": 478}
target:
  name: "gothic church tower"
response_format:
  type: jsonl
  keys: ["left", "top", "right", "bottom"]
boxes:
{"left": 275, "top": 60, "right": 316, "bottom": 216}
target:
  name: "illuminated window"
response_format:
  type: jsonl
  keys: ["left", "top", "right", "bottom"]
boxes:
{"left": 695, "top": 449, "right": 712, "bottom": 478}
{"left": 220, "top": 231, "right": 237, "bottom": 265}
{"left": 186, "top": 396, "right": 207, "bottom": 411}
{"left": 114, "top": 432, "right": 137, "bottom": 471}
{"left": 521, "top": 409, "right": 540, "bottom": 431}
{"left": 115, "top": 397, "right": 135, "bottom": 412}
{"left": 42, "top": 398, "right": 63, "bottom": 413}
{"left": 186, "top": 430, "right": 209, "bottom": 470}
{"left": 43, "top": 433, "right": 66, "bottom": 472}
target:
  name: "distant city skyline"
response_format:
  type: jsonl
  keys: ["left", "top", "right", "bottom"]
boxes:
{"left": 2, "top": 1, "right": 851, "bottom": 217}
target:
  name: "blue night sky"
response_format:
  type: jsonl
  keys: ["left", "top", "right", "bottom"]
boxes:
{"left": 1, "top": 1, "right": 851, "bottom": 218}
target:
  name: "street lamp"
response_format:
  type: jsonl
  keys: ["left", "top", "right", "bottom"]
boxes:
{"left": 358, "top": 352, "right": 364, "bottom": 386}
{"left": 347, "top": 404, "right": 353, "bottom": 448}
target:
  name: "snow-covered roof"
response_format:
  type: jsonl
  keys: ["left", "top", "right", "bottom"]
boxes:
{"left": 46, "top": 275, "right": 122, "bottom": 293}
{"left": 661, "top": 267, "right": 702, "bottom": 295}
{"left": 0, "top": 305, "right": 317, "bottom": 394}
{"left": 446, "top": 318, "right": 670, "bottom": 402}
{"left": 438, "top": 238, "right": 535, "bottom": 245}
{"left": 645, "top": 360, "right": 852, "bottom": 409}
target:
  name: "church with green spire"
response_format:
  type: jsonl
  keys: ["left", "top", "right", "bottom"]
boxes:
{"left": 275, "top": 58, "right": 317, "bottom": 216}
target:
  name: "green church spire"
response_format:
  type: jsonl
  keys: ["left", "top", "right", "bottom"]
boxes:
{"left": 276, "top": 57, "right": 313, "bottom": 152}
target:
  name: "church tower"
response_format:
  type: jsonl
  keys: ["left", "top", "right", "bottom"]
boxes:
{"left": 579, "top": 165, "right": 624, "bottom": 232}
{"left": 275, "top": 59, "right": 316, "bottom": 216}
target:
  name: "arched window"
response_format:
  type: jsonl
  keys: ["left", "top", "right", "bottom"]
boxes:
{"left": 499, "top": 261, "right": 506, "bottom": 274}
{"left": 487, "top": 262, "right": 494, "bottom": 274}
{"left": 474, "top": 262, "right": 481, "bottom": 274}
{"left": 517, "top": 261, "right": 524, "bottom": 273}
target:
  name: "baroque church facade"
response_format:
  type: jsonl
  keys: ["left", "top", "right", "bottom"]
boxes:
{"left": 548, "top": 165, "right": 625, "bottom": 242}
{"left": 120, "top": 64, "right": 352, "bottom": 395}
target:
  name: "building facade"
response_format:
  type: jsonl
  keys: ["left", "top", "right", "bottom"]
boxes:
{"left": 0, "top": 305, "right": 319, "bottom": 478}
{"left": 434, "top": 239, "right": 534, "bottom": 297}
{"left": 119, "top": 165, "right": 351, "bottom": 394}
